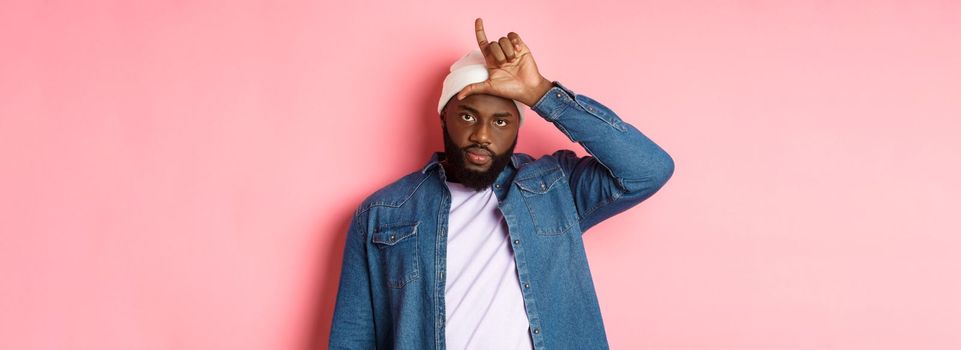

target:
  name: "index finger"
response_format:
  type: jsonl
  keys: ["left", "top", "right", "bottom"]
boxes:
{"left": 474, "top": 18, "right": 488, "bottom": 47}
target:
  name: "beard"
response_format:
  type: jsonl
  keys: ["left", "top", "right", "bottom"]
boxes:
{"left": 442, "top": 125, "right": 517, "bottom": 192}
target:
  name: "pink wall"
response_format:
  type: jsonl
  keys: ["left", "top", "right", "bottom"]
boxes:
{"left": 2, "top": 1, "right": 959, "bottom": 349}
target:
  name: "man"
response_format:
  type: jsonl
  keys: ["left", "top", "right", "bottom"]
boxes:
{"left": 330, "top": 18, "right": 674, "bottom": 349}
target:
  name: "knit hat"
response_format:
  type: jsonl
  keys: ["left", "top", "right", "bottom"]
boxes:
{"left": 437, "top": 49, "right": 525, "bottom": 125}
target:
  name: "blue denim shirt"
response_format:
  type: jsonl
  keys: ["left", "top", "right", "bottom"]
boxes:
{"left": 330, "top": 81, "right": 675, "bottom": 349}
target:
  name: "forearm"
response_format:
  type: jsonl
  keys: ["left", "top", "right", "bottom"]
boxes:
{"left": 531, "top": 81, "right": 674, "bottom": 193}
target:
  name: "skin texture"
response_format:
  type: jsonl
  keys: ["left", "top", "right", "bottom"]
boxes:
{"left": 441, "top": 18, "right": 554, "bottom": 190}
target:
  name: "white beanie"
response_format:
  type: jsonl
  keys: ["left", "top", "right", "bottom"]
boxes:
{"left": 437, "top": 49, "right": 525, "bottom": 125}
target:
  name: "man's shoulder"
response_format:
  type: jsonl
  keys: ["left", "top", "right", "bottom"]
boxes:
{"left": 354, "top": 167, "right": 435, "bottom": 215}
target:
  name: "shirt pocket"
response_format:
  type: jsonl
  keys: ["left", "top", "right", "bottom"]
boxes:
{"left": 514, "top": 165, "right": 579, "bottom": 236}
{"left": 371, "top": 221, "right": 420, "bottom": 288}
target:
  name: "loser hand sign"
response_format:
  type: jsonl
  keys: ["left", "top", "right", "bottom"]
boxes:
{"left": 456, "top": 18, "right": 553, "bottom": 107}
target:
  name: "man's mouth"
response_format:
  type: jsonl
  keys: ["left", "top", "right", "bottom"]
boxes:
{"left": 464, "top": 148, "right": 492, "bottom": 166}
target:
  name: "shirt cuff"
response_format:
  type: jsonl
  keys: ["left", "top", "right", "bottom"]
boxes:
{"left": 531, "top": 81, "right": 578, "bottom": 121}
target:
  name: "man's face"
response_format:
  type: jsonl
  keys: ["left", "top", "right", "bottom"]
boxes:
{"left": 441, "top": 93, "right": 520, "bottom": 191}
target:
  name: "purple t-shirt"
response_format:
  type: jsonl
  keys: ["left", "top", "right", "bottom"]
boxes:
{"left": 444, "top": 181, "right": 533, "bottom": 349}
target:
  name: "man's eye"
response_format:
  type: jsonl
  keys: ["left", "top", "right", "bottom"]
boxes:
{"left": 460, "top": 113, "right": 475, "bottom": 122}
{"left": 494, "top": 119, "right": 508, "bottom": 127}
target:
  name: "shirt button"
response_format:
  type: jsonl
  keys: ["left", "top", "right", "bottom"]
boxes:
{"left": 524, "top": 283, "right": 530, "bottom": 288}
{"left": 495, "top": 184, "right": 501, "bottom": 188}
{"left": 389, "top": 234, "right": 396, "bottom": 241}
{"left": 533, "top": 328, "right": 540, "bottom": 334}
{"left": 513, "top": 239, "right": 520, "bottom": 245}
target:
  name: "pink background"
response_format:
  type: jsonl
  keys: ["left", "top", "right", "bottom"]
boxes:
{"left": 2, "top": 1, "right": 960, "bottom": 349}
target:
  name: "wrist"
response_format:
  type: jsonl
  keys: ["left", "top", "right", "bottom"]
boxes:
{"left": 523, "top": 77, "right": 553, "bottom": 106}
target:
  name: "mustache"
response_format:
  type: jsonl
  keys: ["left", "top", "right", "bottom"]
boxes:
{"left": 463, "top": 145, "right": 493, "bottom": 156}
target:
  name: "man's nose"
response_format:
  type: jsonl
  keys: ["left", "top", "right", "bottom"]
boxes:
{"left": 469, "top": 123, "right": 491, "bottom": 145}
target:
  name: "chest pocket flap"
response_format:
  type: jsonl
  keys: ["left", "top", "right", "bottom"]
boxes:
{"left": 515, "top": 164, "right": 565, "bottom": 196}
{"left": 372, "top": 222, "right": 418, "bottom": 246}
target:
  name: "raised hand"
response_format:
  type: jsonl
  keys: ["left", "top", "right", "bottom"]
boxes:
{"left": 456, "top": 18, "right": 553, "bottom": 107}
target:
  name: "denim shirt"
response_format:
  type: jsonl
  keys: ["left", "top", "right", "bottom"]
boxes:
{"left": 330, "top": 81, "right": 675, "bottom": 349}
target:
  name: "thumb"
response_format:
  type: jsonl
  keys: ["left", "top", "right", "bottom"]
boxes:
{"left": 456, "top": 81, "right": 490, "bottom": 101}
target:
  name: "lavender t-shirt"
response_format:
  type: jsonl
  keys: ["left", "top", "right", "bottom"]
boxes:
{"left": 444, "top": 181, "right": 533, "bottom": 349}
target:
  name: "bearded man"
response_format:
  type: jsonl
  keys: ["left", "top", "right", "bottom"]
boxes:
{"left": 330, "top": 18, "right": 675, "bottom": 349}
